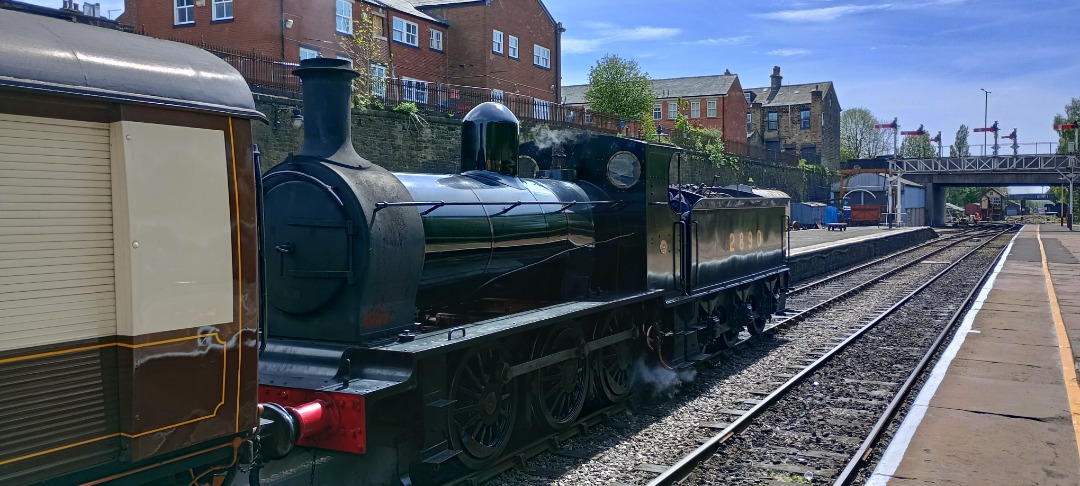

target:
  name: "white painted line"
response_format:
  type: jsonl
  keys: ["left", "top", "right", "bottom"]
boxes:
{"left": 865, "top": 229, "right": 1021, "bottom": 486}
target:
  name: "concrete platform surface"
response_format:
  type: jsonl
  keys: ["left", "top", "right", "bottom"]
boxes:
{"left": 868, "top": 224, "right": 1080, "bottom": 486}
{"left": 787, "top": 225, "right": 925, "bottom": 252}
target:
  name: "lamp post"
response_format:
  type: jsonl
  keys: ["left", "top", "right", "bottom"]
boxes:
{"left": 980, "top": 88, "right": 990, "bottom": 156}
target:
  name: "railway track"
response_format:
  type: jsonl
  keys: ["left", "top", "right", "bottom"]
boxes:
{"left": 647, "top": 227, "right": 1016, "bottom": 485}
{"left": 468, "top": 227, "right": 1013, "bottom": 486}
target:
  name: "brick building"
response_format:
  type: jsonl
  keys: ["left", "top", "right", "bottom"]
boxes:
{"left": 410, "top": 0, "right": 563, "bottom": 103}
{"left": 123, "top": 0, "right": 447, "bottom": 77}
{"left": 561, "top": 72, "right": 748, "bottom": 152}
{"left": 745, "top": 66, "right": 841, "bottom": 167}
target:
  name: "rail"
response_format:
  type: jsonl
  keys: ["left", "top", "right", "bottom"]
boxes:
{"left": 646, "top": 226, "right": 1014, "bottom": 485}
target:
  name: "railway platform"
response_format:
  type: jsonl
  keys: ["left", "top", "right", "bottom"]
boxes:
{"left": 868, "top": 223, "right": 1080, "bottom": 485}
{"left": 786, "top": 226, "right": 936, "bottom": 281}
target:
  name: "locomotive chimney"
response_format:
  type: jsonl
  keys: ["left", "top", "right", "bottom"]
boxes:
{"left": 292, "top": 58, "right": 369, "bottom": 167}
{"left": 460, "top": 102, "right": 520, "bottom": 175}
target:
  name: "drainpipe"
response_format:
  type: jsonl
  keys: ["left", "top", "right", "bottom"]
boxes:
{"left": 279, "top": 0, "right": 285, "bottom": 58}
{"left": 554, "top": 21, "right": 565, "bottom": 103}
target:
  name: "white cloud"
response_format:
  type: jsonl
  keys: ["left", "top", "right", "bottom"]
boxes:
{"left": 768, "top": 48, "right": 811, "bottom": 56}
{"left": 759, "top": 4, "right": 892, "bottom": 22}
{"left": 562, "top": 24, "right": 681, "bottom": 54}
{"left": 758, "top": 1, "right": 965, "bottom": 22}
{"left": 681, "top": 36, "right": 751, "bottom": 46}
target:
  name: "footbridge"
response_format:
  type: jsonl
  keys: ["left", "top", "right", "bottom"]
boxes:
{"left": 892, "top": 154, "right": 1080, "bottom": 226}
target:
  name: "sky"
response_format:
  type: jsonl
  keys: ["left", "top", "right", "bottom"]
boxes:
{"left": 20, "top": 0, "right": 1080, "bottom": 151}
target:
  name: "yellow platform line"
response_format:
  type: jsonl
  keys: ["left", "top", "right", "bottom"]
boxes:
{"left": 1037, "top": 225, "right": 1080, "bottom": 460}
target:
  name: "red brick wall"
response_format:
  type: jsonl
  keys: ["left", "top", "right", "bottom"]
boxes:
{"left": 125, "top": 0, "right": 348, "bottom": 62}
{"left": 422, "top": 0, "right": 558, "bottom": 101}
{"left": 650, "top": 78, "right": 747, "bottom": 150}
{"left": 377, "top": 10, "right": 447, "bottom": 82}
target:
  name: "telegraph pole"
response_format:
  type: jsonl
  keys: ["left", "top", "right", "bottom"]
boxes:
{"left": 875, "top": 118, "right": 900, "bottom": 227}
{"left": 980, "top": 88, "right": 991, "bottom": 155}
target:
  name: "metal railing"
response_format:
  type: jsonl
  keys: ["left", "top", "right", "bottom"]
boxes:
{"left": 894, "top": 154, "right": 1080, "bottom": 174}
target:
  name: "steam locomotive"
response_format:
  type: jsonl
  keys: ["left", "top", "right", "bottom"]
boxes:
{"left": 250, "top": 59, "right": 789, "bottom": 484}
{"left": 0, "top": 8, "right": 788, "bottom": 484}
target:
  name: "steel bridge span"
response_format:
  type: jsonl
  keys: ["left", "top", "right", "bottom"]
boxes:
{"left": 892, "top": 154, "right": 1080, "bottom": 226}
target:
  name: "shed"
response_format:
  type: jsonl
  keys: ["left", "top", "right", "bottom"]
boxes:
{"left": 791, "top": 202, "right": 827, "bottom": 227}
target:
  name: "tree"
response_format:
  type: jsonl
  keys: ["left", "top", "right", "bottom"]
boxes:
{"left": 950, "top": 124, "right": 970, "bottom": 157}
{"left": 670, "top": 100, "right": 735, "bottom": 167}
{"left": 584, "top": 55, "right": 654, "bottom": 122}
{"left": 339, "top": 10, "right": 389, "bottom": 107}
{"left": 1054, "top": 97, "right": 1080, "bottom": 153}
{"left": 839, "top": 107, "right": 886, "bottom": 160}
{"left": 899, "top": 133, "right": 936, "bottom": 158}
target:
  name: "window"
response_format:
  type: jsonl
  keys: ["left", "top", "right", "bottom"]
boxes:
{"left": 747, "top": 113, "right": 752, "bottom": 133}
{"left": 491, "top": 89, "right": 504, "bottom": 103}
{"left": 336, "top": 0, "right": 352, "bottom": 35}
{"left": 402, "top": 78, "right": 428, "bottom": 104}
{"left": 744, "top": 92, "right": 751, "bottom": 103}
{"left": 430, "top": 29, "right": 443, "bottom": 50}
{"left": 801, "top": 109, "right": 811, "bottom": 130}
{"left": 767, "top": 111, "right": 778, "bottom": 131}
{"left": 653, "top": 103, "right": 662, "bottom": 120}
{"left": 668, "top": 102, "right": 677, "bottom": 120}
{"left": 533, "top": 99, "right": 551, "bottom": 120}
{"left": 337, "top": 54, "right": 352, "bottom": 67}
{"left": 584, "top": 108, "right": 592, "bottom": 124}
{"left": 212, "top": 0, "right": 231, "bottom": 20}
{"left": 300, "top": 47, "right": 319, "bottom": 60}
{"left": 371, "top": 64, "right": 387, "bottom": 98}
{"left": 690, "top": 101, "right": 700, "bottom": 119}
{"left": 508, "top": 35, "right": 519, "bottom": 59}
{"left": 368, "top": 12, "right": 385, "bottom": 38}
{"left": 174, "top": 0, "right": 193, "bottom": 25}
{"left": 393, "top": 17, "right": 418, "bottom": 46}
{"left": 533, "top": 44, "right": 550, "bottom": 68}
{"left": 492, "top": 30, "right": 504, "bottom": 54}
{"left": 707, "top": 99, "right": 717, "bottom": 118}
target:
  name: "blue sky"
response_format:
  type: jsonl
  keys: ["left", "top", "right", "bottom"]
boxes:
{"left": 548, "top": 0, "right": 1079, "bottom": 151}
{"left": 21, "top": 0, "right": 1079, "bottom": 150}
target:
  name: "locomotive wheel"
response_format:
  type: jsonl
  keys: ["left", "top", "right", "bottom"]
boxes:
{"left": 447, "top": 345, "right": 518, "bottom": 469}
{"left": 592, "top": 308, "right": 636, "bottom": 404}
{"left": 747, "top": 299, "right": 767, "bottom": 335}
{"left": 533, "top": 324, "right": 589, "bottom": 430}
{"left": 719, "top": 326, "right": 741, "bottom": 348}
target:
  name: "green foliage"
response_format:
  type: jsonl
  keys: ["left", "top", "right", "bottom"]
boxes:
{"left": 391, "top": 101, "right": 418, "bottom": 115}
{"left": 840, "top": 107, "right": 887, "bottom": 160}
{"left": 950, "top": 124, "right": 970, "bottom": 157}
{"left": 899, "top": 133, "right": 937, "bottom": 158}
{"left": 946, "top": 186, "right": 1008, "bottom": 206}
{"left": 584, "top": 54, "right": 654, "bottom": 123}
{"left": 641, "top": 112, "right": 658, "bottom": 142}
{"left": 669, "top": 100, "right": 737, "bottom": 168}
{"left": 1054, "top": 97, "right": 1080, "bottom": 154}
{"left": 340, "top": 12, "right": 389, "bottom": 108}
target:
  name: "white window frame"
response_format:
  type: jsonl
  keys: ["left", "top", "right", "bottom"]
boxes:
{"left": 174, "top": 0, "right": 194, "bottom": 25}
{"left": 532, "top": 99, "right": 551, "bottom": 120}
{"left": 747, "top": 113, "right": 752, "bottom": 133}
{"left": 690, "top": 101, "right": 701, "bottom": 119}
{"left": 402, "top": 77, "right": 429, "bottom": 104}
{"left": 667, "top": 102, "right": 677, "bottom": 120}
{"left": 300, "top": 47, "right": 319, "bottom": 60}
{"left": 533, "top": 44, "right": 550, "bottom": 68}
{"left": 584, "top": 108, "right": 592, "bottom": 124}
{"left": 767, "top": 111, "right": 778, "bottom": 131}
{"left": 707, "top": 99, "right": 717, "bottom": 118}
{"left": 744, "top": 92, "right": 751, "bottom": 103}
{"left": 371, "top": 64, "right": 387, "bottom": 99}
{"left": 491, "top": 89, "right": 504, "bottom": 103}
{"left": 492, "top": 30, "right": 504, "bottom": 54}
{"left": 508, "top": 35, "right": 519, "bottom": 59}
{"left": 336, "top": 0, "right": 352, "bottom": 35}
{"left": 801, "top": 109, "right": 811, "bottom": 130}
{"left": 392, "top": 17, "right": 419, "bottom": 46}
{"left": 337, "top": 54, "right": 353, "bottom": 67}
{"left": 653, "top": 103, "right": 662, "bottom": 120}
{"left": 212, "top": 0, "right": 232, "bottom": 21}
{"left": 430, "top": 29, "right": 443, "bottom": 51}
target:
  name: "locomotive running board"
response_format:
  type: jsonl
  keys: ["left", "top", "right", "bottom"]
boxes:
{"left": 664, "top": 266, "right": 789, "bottom": 306}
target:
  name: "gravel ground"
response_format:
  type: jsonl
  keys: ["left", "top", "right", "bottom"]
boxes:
{"left": 684, "top": 231, "right": 1012, "bottom": 485}
{"left": 483, "top": 230, "right": 1009, "bottom": 486}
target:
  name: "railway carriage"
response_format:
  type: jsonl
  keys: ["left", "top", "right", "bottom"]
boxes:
{"left": 0, "top": 9, "right": 262, "bottom": 484}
